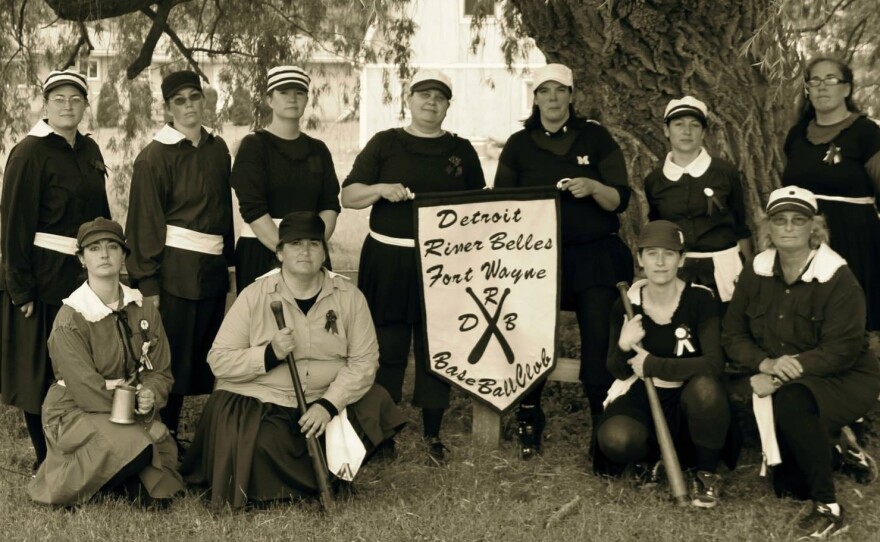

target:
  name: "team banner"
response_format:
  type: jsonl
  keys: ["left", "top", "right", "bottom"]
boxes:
{"left": 414, "top": 187, "right": 560, "bottom": 413}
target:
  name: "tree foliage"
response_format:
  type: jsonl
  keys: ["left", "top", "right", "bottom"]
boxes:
{"left": 497, "top": 0, "right": 879, "bottom": 241}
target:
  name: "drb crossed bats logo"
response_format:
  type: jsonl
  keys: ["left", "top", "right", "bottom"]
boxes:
{"left": 458, "top": 286, "right": 518, "bottom": 365}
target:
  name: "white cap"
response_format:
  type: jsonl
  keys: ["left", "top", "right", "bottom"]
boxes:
{"left": 766, "top": 186, "right": 819, "bottom": 216}
{"left": 410, "top": 69, "right": 453, "bottom": 99}
{"left": 664, "top": 96, "right": 708, "bottom": 124}
{"left": 43, "top": 69, "right": 88, "bottom": 97}
{"left": 267, "top": 66, "right": 310, "bottom": 93}
{"left": 532, "top": 64, "right": 573, "bottom": 91}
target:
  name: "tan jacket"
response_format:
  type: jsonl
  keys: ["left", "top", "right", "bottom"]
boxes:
{"left": 208, "top": 269, "right": 379, "bottom": 411}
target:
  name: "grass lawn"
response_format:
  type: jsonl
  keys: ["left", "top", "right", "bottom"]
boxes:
{"left": 3, "top": 122, "right": 880, "bottom": 540}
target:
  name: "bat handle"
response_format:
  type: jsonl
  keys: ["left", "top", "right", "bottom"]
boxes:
{"left": 270, "top": 300, "right": 286, "bottom": 330}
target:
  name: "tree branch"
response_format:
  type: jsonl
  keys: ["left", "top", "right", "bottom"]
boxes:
{"left": 126, "top": 0, "right": 174, "bottom": 79}
{"left": 794, "top": 0, "right": 855, "bottom": 34}
{"left": 62, "top": 21, "right": 95, "bottom": 70}
{"left": 137, "top": 4, "right": 209, "bottom": 80}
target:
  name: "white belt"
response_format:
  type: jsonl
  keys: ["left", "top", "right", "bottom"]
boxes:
{"left": 33, "top": 232, "right": 78, "bottom": 255}
{"left": 603, "top": 374, "right": 682, "bottom": 409}
{"left": 814, "top": 195, "right": 875, "bottom": 205}
{"left": 165, "top": 225, "right": 224, "bottom": 255}
{"left": 369, "top": 230, "right": 415, "bottom": 248}
{"left": 58, "top": 378, "right": 124, "bottom": 390}
{"left": 240, "top": 218, "right": 283, "bottom": 239}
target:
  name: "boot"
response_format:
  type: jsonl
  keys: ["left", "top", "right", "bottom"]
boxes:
{"left": 516, "top": 404, "right": 545, "bottom": 459}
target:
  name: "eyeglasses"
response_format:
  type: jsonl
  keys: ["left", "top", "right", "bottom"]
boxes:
{"left": 770, "top": 215, "right": 812, "bottom": 227}
{"left": 48, "top": 95, "right": 86, "bottom": 106}
{"left": 170, "top": 92, "right": 204, "bottom": 106}
{"left": 805, "top": 76, "right": 847, "bottom": 88}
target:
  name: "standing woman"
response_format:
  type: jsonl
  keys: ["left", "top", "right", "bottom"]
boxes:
{"left": 643, "top": 96, "right": 752, "bottom": 306}
{"left": 29, "top": 218, "right": 182, "bottom": 507}
{"left": 0, "top": 70, "right": 111, "bottom": 470}
{"left": 781, "top": 56, "right": 880, "bottom": 330}
{"left": 125, "top": 71, "right": 234, "bottom": 447}
{"left": 494, "top": 64, "right": 632, "bottom": 458}
{"left": 341, "top": 70, "right": 485, "bottom": 461}
{"left": 232, "top": 66, "right": 340, "bottom": 292}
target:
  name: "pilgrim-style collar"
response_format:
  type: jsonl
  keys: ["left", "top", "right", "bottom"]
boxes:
{"left": 752, "top": 243, "right": 847, "bottom": 283}
{"left": 62, "top": 281, "right": 144, "bottom": 323}
{"left": 153, "top": 123, "right": 215, "bottom": 145}
{"left": 27, "top": 119, "right": 86, "bottom": 140}
{"left": 662, "top": 147, "right": 712, "bottom": 181}
{"left": 625, "top": 279, "right": 648, "bottom": 306}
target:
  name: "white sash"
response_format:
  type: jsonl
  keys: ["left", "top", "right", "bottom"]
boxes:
{"left": 684, "top": 245, "right": 742, "bottom": 302}
{"left": 370, "top": 230, "right": 415, "bottom": 248}
{"left": 240, "top": 218, "right": 283, "bottom": 239}
{"left": 814, "top": 195, "right": 875, "bottom": 205}
{"left": 33, "top": 232, "right": 78, "bottom": 255}
{"left": 58, "top": 378, "right": 124, "bottom": 390}
{"left": 165, "top": 225, "right": 224, "bottom": 255}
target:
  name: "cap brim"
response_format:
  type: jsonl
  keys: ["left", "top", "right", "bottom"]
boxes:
{"left": 410, "top": 81, "right": 452, "bottom": 99}
{"left": 165, "top": 84, "right": 202, "bottom": 101}
{"left": 665, "top": 110, "right": 707, "bottom": 124}
{"left": 270, "top": 82, "right": 309, "bottom": 93}
{"left": 79, "top": 232, "right": 129, "bottom": 252}
{"left": 767, "top": 202, "right": 816, "bottom": 216}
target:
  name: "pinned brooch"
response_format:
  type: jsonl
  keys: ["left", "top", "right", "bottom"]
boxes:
{"left": 674, "top": 325, "right": 696, "bottom": 357}
{"left": 446, "top": 155, "right": 463, "bottom": 177}
{"left": 703, "top": 187, "right": 724, "bottom": 216}
{"left": 823, "top": 144, "right": 842, "bottom": 165}
{"left": 325, "top": 310, "right": 338, "bottom": 334}
{"left": 91, "top": 159, "right": 107, "bottom": 175}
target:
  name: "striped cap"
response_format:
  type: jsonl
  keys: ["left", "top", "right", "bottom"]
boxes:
{"left": 766, "top": 186, "right": 818, "bottom": 216}
{"left": 43, "top": 69, "right": 88, "bottom": 97}
{"left": 267, "top": 66, "right": 310, "bottom": 93}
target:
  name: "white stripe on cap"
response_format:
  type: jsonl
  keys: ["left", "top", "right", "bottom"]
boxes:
{"left": 43, "top": 69, "right": 88, "bottom": 95}
{"left": 267, "top": 66, "right": 310, "bottom": 93}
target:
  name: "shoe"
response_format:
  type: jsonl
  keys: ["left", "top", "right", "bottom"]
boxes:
{"left": 691, "top": 471, "right": 722, "bottom": 509}
{"left": 425, "top": 436, "right": 448, "bottom": 466}
{"left": 373, "top": 438, "right": 397, "bottom": 462}
{"left": 837, "top": 425, "right": 878, "bottom": 484}
{"left": 515, "top": 405, "right": 545, "bottom": 460}
{"left": 796, "top": 502, "right": 848, "bottom": 539}
{"left": 632, "top": 460, "right": 663, "bottom": 488}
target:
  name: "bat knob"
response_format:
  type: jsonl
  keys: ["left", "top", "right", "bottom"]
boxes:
{"left": 270, "top": 301, "right": 286, "bottom": 329}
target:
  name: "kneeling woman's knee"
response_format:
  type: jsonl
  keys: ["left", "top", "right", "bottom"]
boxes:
{"left": 597, "top": 416, "right": 648, "bottom": 464}
{"left": 681, "top": 375, "right": 726, "bottom": 410}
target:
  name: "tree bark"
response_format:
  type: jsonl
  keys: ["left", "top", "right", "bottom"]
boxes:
{"left": 44, "top": 0, "right": 165, "bottom": 21}
{"left": 509, "top": 0, "right": 794, "bottom": 242}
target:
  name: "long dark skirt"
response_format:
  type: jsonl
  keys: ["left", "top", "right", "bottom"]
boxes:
{"left": 159, "top": 291, "right": 225, "bottom": 396}
{"left": 181, "top": 385, "right": 407, "bottom": 509}
{"left": 0, "top": 292, "right": 58, "bottom": 414}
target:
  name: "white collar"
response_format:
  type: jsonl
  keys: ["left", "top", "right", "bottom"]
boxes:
{"left": 626, "top": 278, "right": 648, "bottom": 306}
{"left": 662, "top": 147, "right": 712, "bottom": 181}
{"left": 27, "top": 119, "right": 85, "bottom": 139}
{"left": 153, "top": 123, "right": 214, "bottom": 145}
{"left": 752, "top": 243, "right": 847, "bottom": 283}
{"left": 62, "top": 281, "right": 144, "bottom": 323}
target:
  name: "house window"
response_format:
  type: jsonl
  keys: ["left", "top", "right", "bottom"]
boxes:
{"left": 78, "top": 59, "right": 99, "bottom": 80}
{"left": 462, "top": 0, "right": 496, "bottom": 18}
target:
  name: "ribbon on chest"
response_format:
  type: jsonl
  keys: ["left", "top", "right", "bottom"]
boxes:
{"left": 674, "top": 324, "right": 695, "bottom": 356}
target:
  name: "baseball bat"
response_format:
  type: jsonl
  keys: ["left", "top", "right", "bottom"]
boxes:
{"left": 270, "top": 301, "right": 336, "bottom": 511}
{"left": 615, "top": 281, "right": 689, "bottom": 507}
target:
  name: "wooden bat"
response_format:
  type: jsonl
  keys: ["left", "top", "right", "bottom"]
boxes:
{"left": 615, "top": 281, "right": 689, "bottom": 507}
{"left": 270, "top": 301, "right": 336, "bottom": 511}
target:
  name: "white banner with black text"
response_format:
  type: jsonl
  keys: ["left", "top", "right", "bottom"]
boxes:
{"left": 414, "top": 187, "right": 560, "bottom": 413}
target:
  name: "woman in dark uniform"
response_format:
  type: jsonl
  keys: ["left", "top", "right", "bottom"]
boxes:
{"left": 341, "top": 70, "right": 485, "bottom": 462}
{"left": 494, "top": 63, "right": 632, "bottom": 458}
{"left": 232, "top": 65, "right": 340, "bottom": 292}
{"left": 723, "top": 186, "right": 880, "bottom": 538}
{"left": 0, "top": 69, "right": 111, "bottom": 470}
{"left": 781, "top": 56, "right": 880, "bottom": 331}
{"left": 596, "top": 220, "right": 732, "bottom": 509}
{"left": 643, "top": 96, "right": 752, "bottom": 307}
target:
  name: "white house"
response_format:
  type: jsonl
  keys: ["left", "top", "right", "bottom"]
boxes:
{"left": 359, "top": 0, "right": 546, "bottom": 153}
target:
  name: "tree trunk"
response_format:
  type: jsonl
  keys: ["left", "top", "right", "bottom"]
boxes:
{"left": 510, "top": 0, "right": 794, "bottom": 242}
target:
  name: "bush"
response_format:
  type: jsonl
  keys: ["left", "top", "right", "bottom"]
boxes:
{"left": 203, "top": 86, "right": 218, "bottom": 127}
{"left": 228, "top": 85, "right": 253, "bottom": 126}
{"left": 95, "top": 81, "right": 120, "bottom": 127}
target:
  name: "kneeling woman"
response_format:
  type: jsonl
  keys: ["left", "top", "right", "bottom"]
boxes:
{"left": 29, "top": 218, "right": 182, "bottom": 506}
{"left": 723, "top": 187, "right": 880, "bottom": 538}
{"left": 595, "top": 220, "right": 732, "bottom": 509}
{"left": 181, "top": 212, "right": 406, "bottom": 509}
